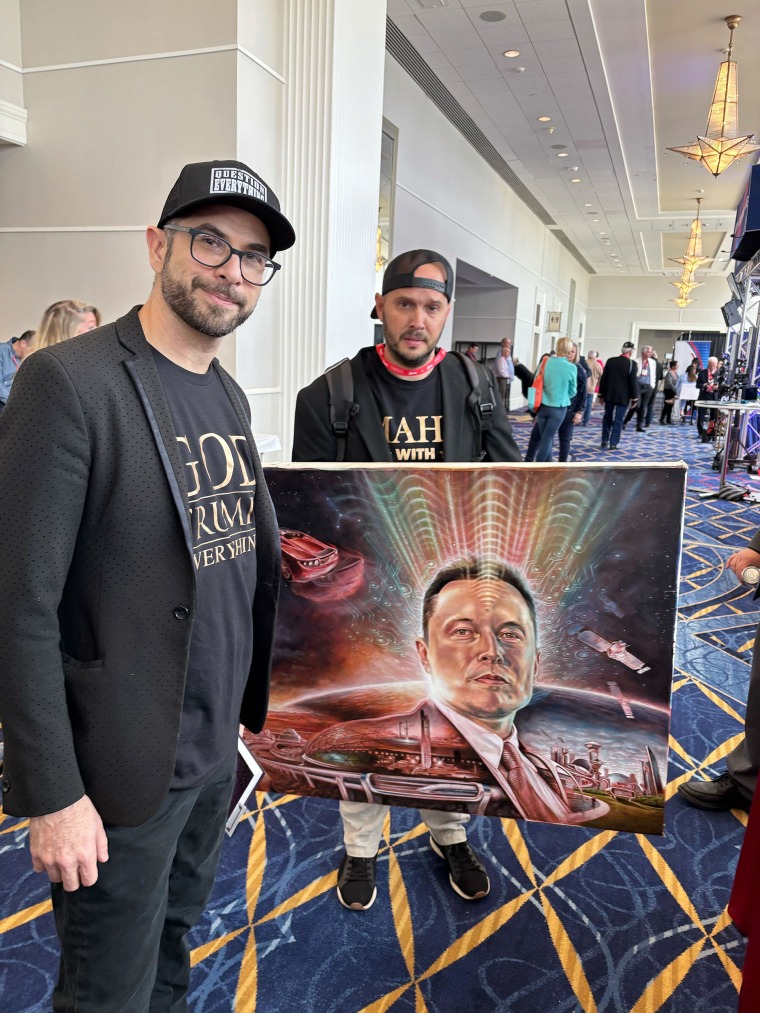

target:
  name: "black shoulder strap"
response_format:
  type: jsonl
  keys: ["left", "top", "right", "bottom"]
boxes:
{"left": 325, "top": 357, "right": 359, "bottom": 463}
{"left": 450, "top": 350, "right": 495, "bottom": 461}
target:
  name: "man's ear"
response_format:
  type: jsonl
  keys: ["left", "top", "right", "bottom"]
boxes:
{"left": 415, "top": 637, "right": 431, "bottom": 674}
{"left": 145, "top": 226, "right": 169, "bottom": 275}
{"left": 374, "top": 293, "right": 384, "bottom": 321}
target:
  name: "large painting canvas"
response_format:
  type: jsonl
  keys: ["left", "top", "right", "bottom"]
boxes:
{"left": 245, "top": 464, "right": 685, "bottom": 835}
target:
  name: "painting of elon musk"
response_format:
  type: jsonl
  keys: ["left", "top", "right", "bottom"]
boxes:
{"left": 244, "top": 463, "right": 684, "bottom": 834}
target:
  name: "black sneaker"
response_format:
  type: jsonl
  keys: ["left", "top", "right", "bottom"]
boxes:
{"left": 336, "top": 852, "right": 377, "bottom": 910}
{"left": 430, "top": 837, "right": 490, "bottom": 900}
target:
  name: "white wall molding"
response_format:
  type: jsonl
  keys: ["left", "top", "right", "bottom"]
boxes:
{"left": 0, "top": 98, "right": 27, "bottom": 145}
{"left": 277, "top": 0, "right": 386, "bottom": 457}
{"left": 0, "top": 225, "right": 145, "bottom": 233}
{"left": 0, "top": 57, "right": 22, "bottom": 74}
{"left": 15, "top": 45, "right": 284, "bottom": 83}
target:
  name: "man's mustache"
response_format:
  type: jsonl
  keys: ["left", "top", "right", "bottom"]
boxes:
{"left": 192, "top": 279, "right": 246, "bottom": 307}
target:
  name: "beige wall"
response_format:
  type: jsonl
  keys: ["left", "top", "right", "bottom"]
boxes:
{"left": 586, "top": 275, "right": 728, "bottom": 360}
{"left": 0, "top": 0, "right": 24, "bottom": 136}
{"left": 0, "top": 0, "right": 244, "bottom": 363}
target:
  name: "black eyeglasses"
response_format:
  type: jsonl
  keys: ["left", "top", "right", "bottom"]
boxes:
{"left": 162, "top": 225, "right": 281, "bottom": 286}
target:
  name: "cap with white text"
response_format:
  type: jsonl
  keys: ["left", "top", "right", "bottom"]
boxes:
{"left": 158, "top": 160, "right": 296, "bottom": 256}
{"left": 371, "top": 249, "right": 454, "bottom": 319}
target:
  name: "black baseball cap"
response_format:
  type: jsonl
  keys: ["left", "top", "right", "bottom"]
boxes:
{"left": 371, "top": 249, "right": 454, "bottom": 319}
{"left": 158, "top": 160, "right": 296, "bottom": 256}
{"left": 622, "top": 341, "right": 635, "bottom": 350}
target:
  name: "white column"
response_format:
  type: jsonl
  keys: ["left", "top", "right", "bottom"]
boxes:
{"left": 278, "top": 0, "right": 386, "bottom": 458}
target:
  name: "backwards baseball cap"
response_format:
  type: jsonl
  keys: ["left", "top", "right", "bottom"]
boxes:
{"left": 371, "top": 249, "right": 454, "bottom": 319}
{"left": 158, "top": 160, "right": 296, "bottom": 256}
{"left": 622, "top": 341, "right": 635, "bottom": 350}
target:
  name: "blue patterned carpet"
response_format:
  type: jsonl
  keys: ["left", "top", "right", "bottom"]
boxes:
{"left": 1, "top": 403, "right": 758, "bottom": 1012}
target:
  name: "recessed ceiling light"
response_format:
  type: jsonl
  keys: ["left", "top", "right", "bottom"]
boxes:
{"left": 592, "top": 219, "right": 600, "bottom": 222}
{"left": 570, "top": 178, "right": 582, "bottom": 183}
{"left": 538, "top": 116, "right": 551, "bottom": 122}
{"left": 599, "top": 232, "right": 607, "bottom": 235}
{"left": 557, "top": 152, "right": 569, "bottom": 157}
{"left": 482, "top": 10, "right": 508, "bottom": 22}
{"left": 503, "top": 50, "right": 520, "bottom": 57}
{"left": 584, "top": 203, "right": 593, "bottom": 207}
{"left": 604, "top": 241, "right": 611, "bottom": 245}
{"left": 550, "top": 144, "right": 567, "bottom": 150}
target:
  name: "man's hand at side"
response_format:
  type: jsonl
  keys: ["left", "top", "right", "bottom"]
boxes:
{"left": 29, "top": 795, "right": 109, "bottom": 891}
{"left": 727, "top": 547, "right": 760, "bottom": 583}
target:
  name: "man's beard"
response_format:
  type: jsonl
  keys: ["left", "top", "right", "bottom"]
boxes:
{"left": 383, "top": 323, "right": 436, "bottom": 369}
{"left": 161, "top": 259, "right": 252, "bottom": 338}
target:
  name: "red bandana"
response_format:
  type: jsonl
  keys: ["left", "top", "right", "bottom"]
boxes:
{"left": 376, "top": 343, "right": 446, "bottom": 378}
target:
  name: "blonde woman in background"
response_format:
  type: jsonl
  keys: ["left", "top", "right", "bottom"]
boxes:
{"left": 34, "top": 300, "right": 100, "bottom": 350}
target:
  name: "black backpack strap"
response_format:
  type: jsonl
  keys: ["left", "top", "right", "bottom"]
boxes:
{"left": 325, "top": 357, "right": 359, "bottom": 463}
{"left": 450, "top": 350, "right": 495, "bottom": 461}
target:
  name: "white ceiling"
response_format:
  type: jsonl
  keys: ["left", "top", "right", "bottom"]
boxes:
{"left": 386, "top": 0, "right": 760, "bottom": 279}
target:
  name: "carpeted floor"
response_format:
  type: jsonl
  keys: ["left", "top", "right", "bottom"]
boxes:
{"left": 1, "top": 404, "right": 756, "bottom": 1012}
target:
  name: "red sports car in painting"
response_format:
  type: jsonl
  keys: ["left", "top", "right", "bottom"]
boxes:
{"left": 280, "top": 529, "right": 339, "bottom": 581}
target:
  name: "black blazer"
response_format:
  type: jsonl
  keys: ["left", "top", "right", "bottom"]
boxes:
{"left": 292, "top": 347, "right": 521, "bottom": 463}
{"left": 598, "top": 355, "right": 640, "bottom": 406}
{"left": 697, "top": 368, "right": 719, "bottom": 399}
{"left": 0, "top": 308, "right": 280, "bottom": 826}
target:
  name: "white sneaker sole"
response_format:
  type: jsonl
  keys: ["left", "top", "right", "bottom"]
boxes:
{"left": 337, "top": 886, "right": 377, "bottom": 911}
{"left": 429, "top": 837, "right": 490, "bottom": 900}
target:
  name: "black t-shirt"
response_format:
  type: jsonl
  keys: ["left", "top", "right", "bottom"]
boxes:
{"left": 365, "top": 349, "right": 445, "bottom": 461}
{"left": 153, "top": 349, "right": 257, "bottom": 788}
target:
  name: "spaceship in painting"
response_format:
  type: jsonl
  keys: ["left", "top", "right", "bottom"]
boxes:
{"left": 280, "top": 530, "right": 339, "bottom": 581}
{"left": 576, "top": 628, "right": 651, "bottom": 674}
{"left": 279, "top": 529, "right": 365, "bottom": 601}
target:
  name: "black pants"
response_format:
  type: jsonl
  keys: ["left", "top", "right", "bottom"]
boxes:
{"left": 496, "top": 377, "right": 511, "bottom": 408}
{"left": 636, "top": 386, "right": 654, "bottom": 429}
{"left": 697, "top": 402, "right": 717, "bottom": 437}
{"left": 660, "top": 399, "right": 674, "bottom": 424}
{"left": 52, "top": 773, "right": 234, "bottom": 1012}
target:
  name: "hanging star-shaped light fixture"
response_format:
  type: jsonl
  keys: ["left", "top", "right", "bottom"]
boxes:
{"left": 667, "top": 199, "right": 713, "bottom": 308}
{"left": 671, "top": 277, "right": 702, "bottom": 295}
{"left": 671, "top": 266, "right": 703, "bottom": 296}
{"left": 668, "top": 15, "right": 760, "bottom": 177}
{"left": 669, "top": 198, "right": 711, "bottom": 272}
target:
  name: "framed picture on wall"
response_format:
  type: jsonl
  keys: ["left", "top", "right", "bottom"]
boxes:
{"left": 547, "top": 311, "right": 562, "bottom": 332}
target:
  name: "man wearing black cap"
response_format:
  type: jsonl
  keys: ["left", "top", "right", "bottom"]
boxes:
{"left": 0, "top": 160, "right": 295, "bottom": 1010}
{"left": 597, "top": 341, "right": 640, "bottom": 451}
{"left": 292, "top": 250, "right": 520, "bottom": 911}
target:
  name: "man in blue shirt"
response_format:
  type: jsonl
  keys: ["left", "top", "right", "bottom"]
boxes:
{"left": 0, "top": 332, "right": 34, "bottom": 410}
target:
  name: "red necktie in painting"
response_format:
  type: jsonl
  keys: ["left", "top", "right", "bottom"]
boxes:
{"left": 501, "top": 740, "right": 560, "bottom": 823}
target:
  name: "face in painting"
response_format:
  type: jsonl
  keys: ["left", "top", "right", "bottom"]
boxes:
{"left": 416, "top": 579, "right": 540, "bottom": 728}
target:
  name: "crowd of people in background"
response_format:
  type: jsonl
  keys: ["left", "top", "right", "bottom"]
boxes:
{"left": 2, "top": 306, "right": 725, "bottom": 458}
{"left": 479, "top": 336, "right": 725, "bottom": 462}
{"left": 0, "top": 299, "right": 99, "bottom": 411}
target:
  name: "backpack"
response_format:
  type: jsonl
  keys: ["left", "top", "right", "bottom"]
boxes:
{"left": 324, "top": 350, "right": 495, "bottom": 462}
